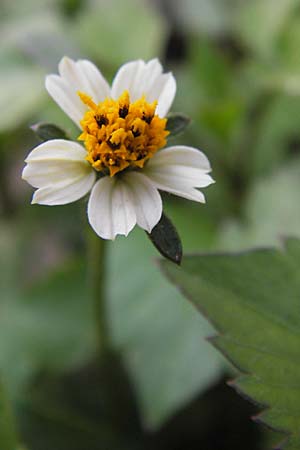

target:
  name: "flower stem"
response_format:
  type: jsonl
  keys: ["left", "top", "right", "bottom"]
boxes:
{"left": 87, "top": 229, "right": 110, "bottom": 356}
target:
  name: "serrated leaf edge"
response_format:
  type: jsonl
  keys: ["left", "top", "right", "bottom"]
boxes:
{"left": 159, "top": 245, "right": 296, "bottom": 450}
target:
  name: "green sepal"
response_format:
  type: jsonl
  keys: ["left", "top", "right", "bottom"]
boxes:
{"left": 166, "top": 113, "right": 191, "bottom": 136}
{"left": 147, "top": 213, "right": 182, "bottom": 264}
{"left": 30, "top": 122, "right": 70, "bottom": 142}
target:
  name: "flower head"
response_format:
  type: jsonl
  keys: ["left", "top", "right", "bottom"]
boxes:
{"left": 22, "top": 57, "right": 214, "bottom": 240}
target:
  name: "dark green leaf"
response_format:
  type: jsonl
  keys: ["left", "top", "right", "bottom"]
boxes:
{"left": 147, "top": 213, "right": 182, "bottom": 264}
{"left": 166, "top": 113, "right": 191, "bottom": 136}
{"left": 161, "top": 238, "right": 300, "bottom": 449}
{"left": 31, "top": 122, "right": 70, "bottom": 142}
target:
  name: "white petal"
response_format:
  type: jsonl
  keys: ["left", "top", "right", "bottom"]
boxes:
{"left": 144, "top": 146, "right": 214, "bottom": 202}
{"left": 24, "top": 139, "right": 87, "bottom": 165}
{"left": 46, "top": 56, "right": 110, "bottom": 127}
{"left": 111, "top": 60, "right": 144, "bottom": 100}
{"left": 31, "top": 170, "right": 96, "bottom": 205}
{"left": 111, "top": 58, "right": 176, "bottom": 117}
{"left": 147, "top": 145, "right": 212, "bottom": 172}
{"left": 153, "top": 72, "right": 176, "bottom": 117}
{"left": 58, "top": 57, "right": 110, "bottom": 103}
{"left": 46, "top": 75, "right": 86, "bottom": 127}
{"left": 23, "top": 160, "right": 92, "bottom": 188}
{"left": 88, "top": 176, "right": 137, "bottom": 240}
{"left": 122, "top": 171, "right": 162, "bottom": 232}
{"left": 23, "top": 139, "right": 90, "bottom": 188}
{"left": 143, "top": 173, "right": 206, "bottom": 202}
{"left": 145, "top": 166, "right": 214, "bottom": 189}
{"left": 22, "top": 139, "right": 96, "bottom": 205}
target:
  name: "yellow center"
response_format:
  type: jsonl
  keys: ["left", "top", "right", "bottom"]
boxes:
{"left": 78, "top": 90, "right": 169, "bottom": 176}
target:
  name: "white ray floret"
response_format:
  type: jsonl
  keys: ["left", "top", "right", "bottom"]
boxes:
{"left": 22, "top": 139, "right": 96, "bottom": 205}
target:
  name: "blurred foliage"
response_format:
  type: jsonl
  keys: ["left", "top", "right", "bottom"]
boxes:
{"left": 0, "top": 379, "right": 20, "bottom": 450}
{"left": 1, "top": 0, "right": 300, "bottom": 448}
{"left": 219, "top": 157, "right": 300, "bottom": 250}
{"left": 107, "top": 228, "right": 224, "bottom": 428}
{"left": 74, "top": 0, "right": 167, "bottom": 66}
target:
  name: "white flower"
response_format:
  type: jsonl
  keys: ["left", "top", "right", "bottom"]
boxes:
{"left": 22, "top": 57, "right": 214, "bottom": 240}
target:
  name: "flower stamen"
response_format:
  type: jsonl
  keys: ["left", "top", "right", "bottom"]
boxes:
{"left": 78, "top": 90, "right": 169, "bottom": 176}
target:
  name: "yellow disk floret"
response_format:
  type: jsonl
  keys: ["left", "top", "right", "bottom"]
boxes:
{"left": 78, "top": 90, "right": 169, "bottom": 176}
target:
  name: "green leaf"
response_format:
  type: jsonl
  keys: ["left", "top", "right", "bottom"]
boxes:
{"left": 147, "top": 213, "right": 182, "bottom": 264}
{"left": 161, "top": 238, "right": 300, "bottom": 449}
{"left": 31, "top": 122, "right": 70, "bottom": 142}
{"left": 107, "top": 228, "right": 225, "bottom": 428}
{"left": 166, "top": 113, "right": 191, "bottom": 136}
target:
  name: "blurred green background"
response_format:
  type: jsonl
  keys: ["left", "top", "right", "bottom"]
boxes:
{"left": 1, "top": 0, "right": 300, "bottom": 448}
